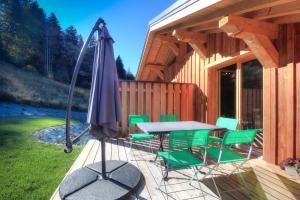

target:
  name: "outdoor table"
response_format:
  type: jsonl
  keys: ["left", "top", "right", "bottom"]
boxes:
{"left": 137, "top": 121, "right": 226, "bottom": 159}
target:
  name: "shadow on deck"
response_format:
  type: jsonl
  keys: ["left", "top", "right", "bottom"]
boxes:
{"left": 50, "top": 138, "right": 300, "bottom": 200}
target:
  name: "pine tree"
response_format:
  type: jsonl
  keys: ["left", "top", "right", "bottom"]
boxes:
{"left": 60, "top": 26, "right": 81, "bottom": 83}
{"left": 45, "top": 12, "right": 63, "bottom": 78}
{"left": 79, "top": 35, "right": 96, "bottom": 88}
{"left": 0, "top": 0, "right": 25, "bottom": 65}
{"left": 22, "top": 1, "right": 46, "bottom": 72}
{"left": 116, "top": 56, "right": 127, "bottom": 80}
{"left": 126, "top": 67, "right": 135, "bottom": 80}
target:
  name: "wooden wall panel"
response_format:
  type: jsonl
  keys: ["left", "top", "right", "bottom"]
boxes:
{"left": 296, "top": 28, "right": 300, "bottom": 159}
{"left": 119, "top": 81, "right": 197, "bottom": 136}
{"left": 152, "top": 83, "right": 161, "bottom": 122}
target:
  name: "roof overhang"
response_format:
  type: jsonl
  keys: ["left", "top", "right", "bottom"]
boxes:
{"left": 137, "top": 0, "right": 299, "bottom": 80}
{"left": 137, "top": 0, "right": 221, "bottom": 79}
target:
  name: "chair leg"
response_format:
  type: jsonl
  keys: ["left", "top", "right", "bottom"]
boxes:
{"left": 232, "top": 162, "right": 251, "bottom": 196}
{"left": 192, "top": 167, "right": 206, "bottom": 200}
{"left": 189, "top": 165, "right": 203, "bottom": 183}
{"left": 228, "top": 160, "right": 247, "bottom": 176}
{"left": 129, "top": 140, "right": 133, "bottom": 161}
{"left": 149, "top": 139, "right": 153, "bottom": 154}
{"left": 205, "top": 164, "right": 222, "bottom": 200}
{"left": 158, "top": 161, "right": 169, "bottom": 199}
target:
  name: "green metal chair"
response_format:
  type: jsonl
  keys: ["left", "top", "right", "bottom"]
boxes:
{"left": 199, "top": 129, "right": 260, "bottom": 199}
{"left": 160, "top": 114, "right": 178, "bottom": 122}
{"left": 209, "top": 117, "right": 239, "bottom": 143}
{"left": 157, "top": 129, "right": 216, "bottom": 199}
{"left": 128, "top": 115, "right": 154, "bottom": 157}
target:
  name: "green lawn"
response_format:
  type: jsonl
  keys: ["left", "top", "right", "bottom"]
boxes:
{"left": 0, "top": 117, "right": 82, "bottom": 200}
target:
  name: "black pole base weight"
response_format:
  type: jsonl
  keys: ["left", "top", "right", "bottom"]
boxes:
{"left": 59, "top": 160, "right": 143, "bottom": 200}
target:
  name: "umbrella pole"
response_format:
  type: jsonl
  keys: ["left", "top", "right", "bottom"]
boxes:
{"left": 101, "top": 138, "right": 107, "bottom": 179}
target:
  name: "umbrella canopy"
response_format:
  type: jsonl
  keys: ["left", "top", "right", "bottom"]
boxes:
{"left": 87, "top": 25, "right": 122, "bottom": 139}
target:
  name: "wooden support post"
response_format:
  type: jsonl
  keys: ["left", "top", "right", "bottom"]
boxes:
{"left": 236, "top": 63, "right": 243, "bottom": 129}
{"left": 172, "top": 29, "right": 207, "bottom": 59}
{"left": 219, "top": 15, "right": 279, "bottom": 68}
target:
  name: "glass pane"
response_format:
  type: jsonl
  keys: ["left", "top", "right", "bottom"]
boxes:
{"left": 219, "top": 64, "right": 236, "bottom": 118}
{"left": 242, "top": 60, "right": 263, "bottom": 129}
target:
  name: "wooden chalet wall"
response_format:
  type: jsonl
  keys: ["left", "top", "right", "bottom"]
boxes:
{"left": 164, "top": 32, "right": 250, "bottom": 124}
{"left": 263, "top": 24, "right": 300, "bottom": 164}
{"left": 118, "top": 81, "right": 197, "bottom": 136}
{"left": 162, "top": 24, "right": 300, "bottom": 164}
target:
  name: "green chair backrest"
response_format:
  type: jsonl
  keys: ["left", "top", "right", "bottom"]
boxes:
{"left": 222, "top": 129, "right": 259, "bottom": 146}
{"left": 128, "top": 115, "right": 149, "bottom": 125}
{"left": 168, "top": 130, "right": 211, "bottom": 150}
{"left": 160, "top": 114, "right": 178, "bottom": 122}
{"left": 216, "top": 117, "right": 239, "bottom": 130}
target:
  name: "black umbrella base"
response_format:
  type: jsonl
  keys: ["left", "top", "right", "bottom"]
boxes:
{"left": 59, "top": 160, "right": 143, "bottom": 200}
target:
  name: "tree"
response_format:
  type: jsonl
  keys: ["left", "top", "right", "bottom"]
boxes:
{"left": 63, "top": 26, "right": 80, "bottom": 81}
{"left": 0, "top": 1, "right": 96, "bottom": 89}
{"left": 22, "top": 1, "right": 46, "bottom": 72}
{"left": 78, "top": 35, "right": 96, "bottom": 88}
{"left": 0, "top": 0, "right": 25, "bottom": 65}
{"left": 126, "top": 67, "right": 135, "bottom": 80}
{"left": 45, "top": 12, "right": 63, "bottom": 78}
{"left": 115, "top": 56, "right": 127, "bottom": 80}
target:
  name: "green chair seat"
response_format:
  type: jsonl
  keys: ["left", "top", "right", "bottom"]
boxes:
{"left": 208, "top": 136, "right": 222, "bottom": 143}
{"left": 157, "top": 151, "right": 204, "bottom": 169}
{"left": 205, "top": 147, "right": 246, "bottom": 163}
{"left": 130, "top": 133, "right": 154, "bottom": 142}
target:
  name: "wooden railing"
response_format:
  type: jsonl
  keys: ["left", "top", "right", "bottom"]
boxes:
{"left": 119, "top": 80, "right": 197, "bottom": 136}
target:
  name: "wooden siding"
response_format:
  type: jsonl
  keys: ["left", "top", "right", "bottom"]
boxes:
{"left": 161, "top": 23, "right": 300, "bottom": 164}
{"left": 118, "top": 81, "right": 197, "bottom": 136}
{"left": 164, "top": 32, "right": 249, "bottom": 125}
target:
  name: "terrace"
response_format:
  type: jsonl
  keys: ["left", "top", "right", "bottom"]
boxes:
{"left": 51, "top": 0, "right": 300, "bottom": 199}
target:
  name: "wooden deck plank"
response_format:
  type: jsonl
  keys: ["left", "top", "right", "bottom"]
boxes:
{"left": 135, "top": 142, "right": 184, "bottom": 200}
{"left": 84, "top": 139, "right": 100, "bottom": 165}
{"left": 131, "top": 142, "right": 167, "bottom": 200}
{"left": 121, "top": 139, "right": 153, "bottom": 200}
{"left": 50, "top": 140, "right": 300, "bottom": 200}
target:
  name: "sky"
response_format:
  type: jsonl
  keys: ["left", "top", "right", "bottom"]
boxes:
{"left": 36, "top": 0, "right": 175, "bottom": 75}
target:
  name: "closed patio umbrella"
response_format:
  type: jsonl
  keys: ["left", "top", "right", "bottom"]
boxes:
{"left": 60, "top": 18, "right": 142, "bottom": 200}
{"left": 87, "top": 23, "right": 122, "bottom": 140}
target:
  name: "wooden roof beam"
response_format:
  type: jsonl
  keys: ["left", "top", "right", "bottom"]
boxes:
{"left": 219, "top": 15, "right": 278, "bottom": 39}
{"left": 172, "top": 29, "right": 207, "bottom": 59}
{"left": 244, "top": 1, "right": 300, "bottom": 20}
{"left": 156, "top": 35, "right": 179, "bottom": 56}
{"left": 149, "top": 68, "right": 164, "bottom": 80}
{"left": 144, "top": 62, "right": 165, "bottom": 80}
{"left": 167, "top": 51, "right": 194, "bottom": 69}
{"left": 146, "top": 63, "right": 165, "bottom": 71}
{"left": 219, "top": 15, "right": 279, "bottom": 68}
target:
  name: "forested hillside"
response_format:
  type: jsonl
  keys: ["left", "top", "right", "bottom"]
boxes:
{"left": 0, "top": 0, "right": 134, "bottom": 90}
{"left": 0, "top": 61, "right": 89, "bottom": 110}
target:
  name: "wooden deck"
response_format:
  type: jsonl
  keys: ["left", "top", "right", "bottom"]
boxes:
{"left": 50, "top": 139, "right": 300, "bottom": 200}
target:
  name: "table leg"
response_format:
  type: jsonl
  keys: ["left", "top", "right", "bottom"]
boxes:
{"left": 153, "top": 134, "right": 164, "bottom": 162}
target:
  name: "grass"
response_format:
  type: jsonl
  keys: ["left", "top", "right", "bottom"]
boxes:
{"left": 0, "top": 117, "right": 82, "bottom": 200}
